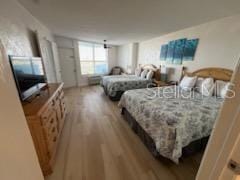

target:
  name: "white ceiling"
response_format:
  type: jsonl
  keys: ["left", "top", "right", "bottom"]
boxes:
{"left": 18, "top": 0, "right": 240, "bottom": 45}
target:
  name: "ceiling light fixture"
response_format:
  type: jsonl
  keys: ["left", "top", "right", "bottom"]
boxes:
{"left": 103, "top": 40, "right": 111, "bottom": 49}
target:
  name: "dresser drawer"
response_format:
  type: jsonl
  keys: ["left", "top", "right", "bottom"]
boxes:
{"left": 41, "top": 106, "right": 53, "bottom": 121}
{"left": 42, "top": 112, "right": 59, "bottom": 155}
{"left": 61, "top": 100, "right": 66, "bottom": 117}
{"left": 47, "top": 125, "right": 58, "bottom": 156}
{"left": 41, "top": 98, "right": 58, "bottom": 122}
{"left": 43, "top": 112, "right": 58, "bottom": 136}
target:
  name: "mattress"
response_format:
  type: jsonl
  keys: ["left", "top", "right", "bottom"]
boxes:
{"left": 119, "top": 86, "right": 223, "bottom": 163}
{"left": 101, "top": 74, "right": 152, "bottom": 98}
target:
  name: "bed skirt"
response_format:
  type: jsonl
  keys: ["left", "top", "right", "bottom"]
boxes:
{"left": 109, "top": 91, "right": 124, "bottom": 101}
{"left": 121, "top": 107, "right": 209, "bottom": 160}
{"left": 102, "top": 85, "right": 124, "bottom": 101}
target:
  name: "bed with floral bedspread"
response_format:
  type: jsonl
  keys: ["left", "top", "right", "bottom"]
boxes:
{"left": 100, "top": 75, "right": 152, "bottom": 100}
{"left": 119, "top": 86, "right": 223, "bottom": 163}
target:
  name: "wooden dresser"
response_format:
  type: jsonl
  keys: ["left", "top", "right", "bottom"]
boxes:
{"left": 22, "top": 83, "right": 67, "bottom": 176}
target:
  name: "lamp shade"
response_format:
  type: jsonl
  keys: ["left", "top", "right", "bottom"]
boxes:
{"left": 160, "top": 66, "right": 169, "bottom": 82}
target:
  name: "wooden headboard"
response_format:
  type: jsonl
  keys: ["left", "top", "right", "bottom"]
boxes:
{"left": 140, "top": 64, "right": 161, "bottom": 80}
{"left": 183, "top": 67, "right": 233, "bottom": 81}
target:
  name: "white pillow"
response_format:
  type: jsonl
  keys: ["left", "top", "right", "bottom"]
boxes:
{"left": 195, "top": 77, "right": 204, "bottom": 92}
{"left": 135, "top": 68, "right": 142, "bottom": 76}
{"left": 179, "top": 76, "right": 197, "bottom": 90}
{"left": 146, "top": 70, "right": 154, "bottom": 80}
{"left": 215, "top": 80, "right": 231, "bottom": 98}
{"left": 200, "top": 78, "right": 215, "bottom": 97}
{"left": 140, "top": 69, "right": 148, "bottom": 78}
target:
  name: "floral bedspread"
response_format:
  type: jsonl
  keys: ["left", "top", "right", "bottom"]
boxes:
{"left": 101, "top": 75, "right": 152, "bottom": 97}
{"left": 119, "top": 86, "right": 223, "bottom": 163}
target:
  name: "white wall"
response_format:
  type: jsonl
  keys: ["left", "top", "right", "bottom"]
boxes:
{"left": 55, "top": 35, "right": 118, "bottom": 86}
{"left": 117, "top": 43, "right": 138, "bottom": 73}
{"left": 108, "top": 46, "right": 118, "bottom": 72}
{"left": 55, "top": 35, "right": 74, "bottom": 49}
{"left": 0, "top": 41, "right": 44, "bottom": 180}
{"left": 0, "top": 1, "right": 46, "bottom": 179}
{"left": 138, "top": 15, "right": 240, "bottom": 76}
{"left": 0, "top": 0, "right": 57, "bottom": 83}
{"left": 117, "top": 44, "right": 130, "bottom": 71}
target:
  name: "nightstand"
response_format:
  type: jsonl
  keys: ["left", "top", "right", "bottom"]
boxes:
{"left": 153, "top": 80, "right": 177, "bottom": 87}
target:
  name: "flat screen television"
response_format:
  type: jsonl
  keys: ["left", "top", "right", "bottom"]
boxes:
{"left": 9, "top": 56, "right": 47, "bottom": 101}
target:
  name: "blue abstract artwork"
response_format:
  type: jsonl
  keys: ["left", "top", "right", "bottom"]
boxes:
{"left": 183, "top": 39, "right": 199, "bottom": 61}
{"left": 166, "top": 41, "right": 175, "bottom": 63}
{"left": 173, "top": 38, "right": 187, "bottom": 64}
{"left": 160, "top": 44, "right": 168, "bottom": 60}
{"left": 159, "top": 38, "right": 199, "bottom": 64}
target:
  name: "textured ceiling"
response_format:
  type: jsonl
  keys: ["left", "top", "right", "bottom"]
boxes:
{"left": 18, "top": 0, "right": 240, "bottom": 45}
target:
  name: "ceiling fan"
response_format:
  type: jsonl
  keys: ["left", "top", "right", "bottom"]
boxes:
{"left": 103, "top": 40, "right": 111, "bottom": 49}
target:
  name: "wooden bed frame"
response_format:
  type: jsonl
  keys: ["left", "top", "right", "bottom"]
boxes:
{"left": 183, "top": 67, "right": 233, "bottom": 81}
{"left": 140, "top": 64, "right": 161, "bottom": 81}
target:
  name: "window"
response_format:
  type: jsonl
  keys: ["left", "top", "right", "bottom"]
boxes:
{"left": 79, "top": 42, "right": 108, "bottom": 75}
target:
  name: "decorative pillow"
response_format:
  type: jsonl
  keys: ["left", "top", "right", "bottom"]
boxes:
{"left": 195, "top": 77, "right": 204, "bottom": 92}
{"left": 200, "top": 78, "right": 215, "bottom": 96}
{"left": 179, "top": 76, "right": 197, "bottom": 90}
{"left": 112, "top": 68, "right": 121, "bottom": 75}
{"left": 215, "top": 80, "right": 231, "bottom": 98}
{"left": 146, "top": 70, "right": 154, "bottom": 80}
{"left": 140, "top": 69, "right": 148, "bottom": 79}
{"left": 135, "top": 68, "right": 142, "bottom": 76}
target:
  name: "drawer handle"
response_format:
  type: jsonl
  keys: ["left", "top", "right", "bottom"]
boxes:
{"left": 52, "top": 127, "right": 56, "bottom": 133}
{"left": 53, "top": 137, "right": 57, "bottom": 142}
{"left": 50, "top": 119, "right": 54, "bottom": 124}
